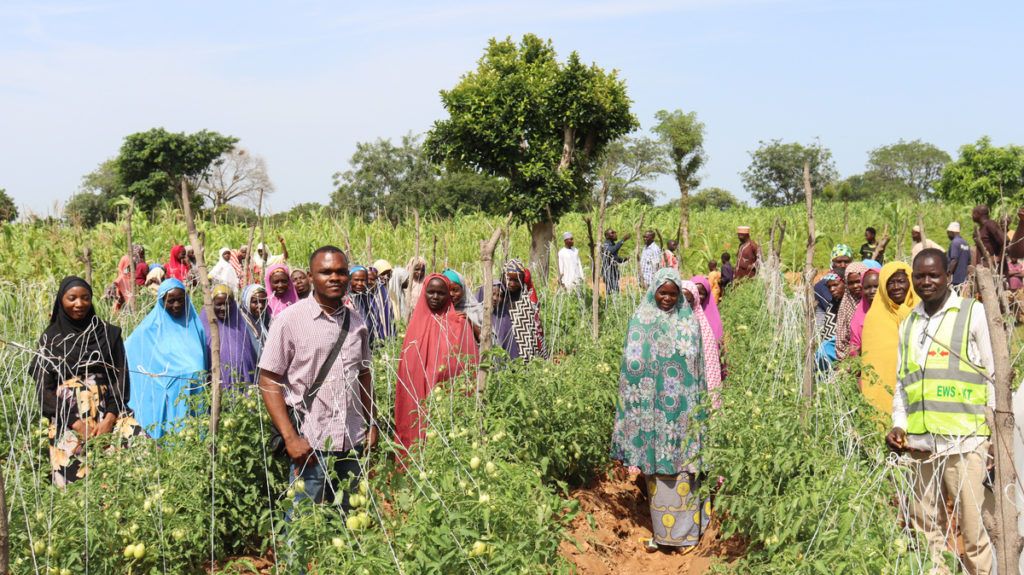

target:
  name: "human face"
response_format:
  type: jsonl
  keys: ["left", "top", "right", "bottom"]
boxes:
{"left": 505, "top": 272, "right": 522, "bottom": 296}
{"left": 425, "top": 278, "right": 450, "bottom": 312}
{"left": 606, "top": 230, "right": 617, "bottom": 242}
{"left": 911, "top": 230, "right": 921, "bottom": 242}
{"left": 564, "top": 237, "right": 574, "bottom": 248}
{"left": 413, "top": 262, "right": 425, "bottom": 281}
{"left": 972, "top": 207, "right": 982, "bottom": 224}
{"left": 492, "top": 285, "right": 504, "bottom": 308}
{"left": 379, "top": 270, "right": 392, "bottom": 284}
{"left": 222, "top": 251, "right": 231, "bottom": 262}
{"left": 239, "top": 246, "right": 249, "bottom": 260}
{"left": 865, "top": 230, "right": 875, "bottom": 243}
{"left": 176, "top": 249, "right": 186, "bottom": 263}
{"left": 667, "top": 241, "right": 678, "bottom": 252}
{"left": 696, "top": 282, "right": 708, "bottom": 301}
{"left": 62, "top": 285, "right": 92, "bottom": 321}
{"left": 827, "top": 278, "right": 845, "bottom": 300}
{"left": 861, "top": 271, "right": 880, "bottom": 304}
{"left": 249, "top": 290, "right": 267, "bottom": 317}
{"left": 912, "top": 255, "right": 948, "bottom": 304}
{"left": 886, "top": 271, "right": 910, "bottom": 305}
{"left": 845, "top": 272, "right": 863, "bottom": 299}
{"left": 708, "top": 261, "right": 717, "bottom": 271}
{"left": 738, "top": 232, "right": 750, "bottom": 244}
{"left": 831, "top": 256, "right": 851, "bottom": 276}
{"left": 291, "top": 269, "right": 310, "bottom": 297}
{"left": 350, "top": 269, "right": 368, "bottom": 293}
{"left": 164, "top": 288, "right": 187, "bottom": 318}
{"left": 947, "top": 230, "right": 956, "bottom": 241}
{"left": 270, "top": 270, "right": 291, "bottom": 297}
{"left": 449, "top": 281, "right": 464, "bottom": 306}
{"left": 310, "top": 251, "right": 350, "bottom": 302}
{"left": 655, "top": 282, "right": 680, "bottom": 312}
{"left": 213, "top": 293, "right": 229, "bottom": 321}
{"left": 643, "top": 231, "right": 654, "bottom": 246}
{"left": 368, "top": 269, "right": 379, "bottom": 289}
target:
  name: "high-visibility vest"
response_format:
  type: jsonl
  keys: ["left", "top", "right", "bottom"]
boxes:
{"left": 897, "top": 297, "right": 989, "bottom": 436}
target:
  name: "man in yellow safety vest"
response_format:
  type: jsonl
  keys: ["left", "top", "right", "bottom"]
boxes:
{"left": 886, "top": 248, "right": 995, "bottom": 575}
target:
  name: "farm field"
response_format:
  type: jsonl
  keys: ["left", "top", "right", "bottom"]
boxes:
{"left": 2, "top": 199, "right": 1022, "bottom": 574}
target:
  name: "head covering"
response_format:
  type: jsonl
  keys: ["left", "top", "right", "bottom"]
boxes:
{"left": 239, "top": 284, "right": 270, "bottom": 355}
{"left": 200, "top": 286, "right": 256, "bottom": 387}
{"left": 349, "top": 265, "right": 394, "bottom": 346}
{"left": 502, "top": 259, "right": 527, "bottom": 277}
{"left": 737, "top": 226, "right": 750, "bottom": 234}
{"left": 166, "top": 245, "right": 191, "bottom": 282}
{"left": 823, "top": 272, "right": 839, "bottom": 282}
{"left": 132, "top": 244, "right": 145, "bottom": 263}
{"left": 835, "top": 262, "right": 869, "bottom": 360}
{"left": 264, "top": 264, "right": 298, "bottom": 317}
{"left": 680, "top": 278, "right": 723, "bottom": 408}
{"left": 404, "top": 256, "right": 428, "bottom": 321}
{"left": 690, "top": 275, "right": 723, "bottom": 342}
{"left": 209, "top": 248, "right": 240, "bottom": 293}
{"left": 442, "top": 269, "right": 462, "bottom": 286}
{"left": 228, "top": 248, "right": 244, "bottom": 279}
{"left": 562, "top": 232, "right": 573, "bottom": 240}
{"left": 912, "top": 225, "right": 921, "bottom": 233}
{"left": 373, "top": 259, "right": 393, "bottom": 274}
{"left": 499, "top": 260, "right": 545, "bottom": 360}
{"left": 114, "top": 253, "right": 135, "bottom": 310}
{"left": 948, "top": 222, "right": 961, "bottom": 233}
{"left": 125, "top": 278, "right": 207, "bottom": 439}
{"left": 610, "top": 268, "right": 710, "bottom": 476}
{"left": 444, "top": 270, "right": 483, "bottom": 329}
{"left": 830, "top": 244, "right": 854, "bottom": 261}
{"left": 861, "top": 259, "right": 881, "bottom": 269}
{"left": 847, "top": 267, "right": 881, "bottom": 358}
{"left": 252, "top": 242, "right": 269, "bottom": 268}
{"left": 861, "top": 262, "right": 918, "bottom": 419}
{"left": 394, "top": 273, "right": 479, "bottom": 461}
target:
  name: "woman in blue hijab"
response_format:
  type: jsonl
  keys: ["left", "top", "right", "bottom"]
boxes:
{"left": 125, "top": 278, "right": 207, "bottom": 439}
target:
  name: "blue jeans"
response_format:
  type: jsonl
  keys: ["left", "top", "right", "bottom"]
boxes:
{"left": 288, "top": 445, "right": 364, "bottom": 511}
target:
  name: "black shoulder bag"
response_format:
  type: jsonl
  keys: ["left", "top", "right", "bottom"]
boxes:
{"left": 267, "top": 310, "right": 351, "bottom": 457}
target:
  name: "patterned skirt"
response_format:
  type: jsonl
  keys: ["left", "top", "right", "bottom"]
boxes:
{"left": 648, "top": 473, "right": 710, "bottom": 547}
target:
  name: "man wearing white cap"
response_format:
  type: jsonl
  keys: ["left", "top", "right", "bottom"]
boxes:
{"left": 947, "top": 222, "right": 971, "bottom": 289}
{"left": 910, "top": 225, "right": 944, "bottom": 263}
{"left": 558, "top": 231, "right": 585, "bottom": 290}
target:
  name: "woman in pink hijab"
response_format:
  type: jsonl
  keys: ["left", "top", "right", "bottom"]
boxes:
{"left": 690, "top": 275, "right": 723, "bottom": 342}
{"left": 679, "top": 279, "right": 722, "bottom": 409}
{"left": 264, "top": 264, "right": 299, "bottom": 317}
{"left": 847, "top": 266, "right": 881, "bottom": 357}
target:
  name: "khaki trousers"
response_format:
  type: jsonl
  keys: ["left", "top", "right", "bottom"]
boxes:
{"left": 909, "top": 442, "right": 994, "bottom": 575}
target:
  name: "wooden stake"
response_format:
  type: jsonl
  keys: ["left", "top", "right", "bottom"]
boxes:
{"left": 181, "top": 180, "right": 223, "bottom": 434}
{"left": 583, "top": 214, "right": 598, "bottom": 340}
{"left": 802, "top": 162, "right": 816, "bottom": 401}
{"left": 634, "top": 210, "right": 647, "bottom": 288}
{"left": 365, "top": 233, "right": 372, "bottom": 264}
{"left": 432, "top": 234, "right": 438, "bottom": 271}
{"left": 81, "top": 247, "right": 92, "bottom": 287}
{"left": 0, "top": 464, "right": 7, "bottom": 575}
{"left": 243, "top": 188, "right": 262, "bottom": 285}
{"left": 477, "top": 213, "right": 515, "bottom": 394}
{"left": 125, "top": 197, "right": 135, "bottom": 312}
{"left": 443, "top": 234, "right": 449, "bottom": 269}
{"left": 976, "top": 265, "right": 1023, "bottom": 574}
{"left": 594, "top": 189, "right": 608, "bottom": 338}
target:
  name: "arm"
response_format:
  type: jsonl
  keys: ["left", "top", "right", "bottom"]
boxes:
{"left": 947, "top": 243, "right": 959, "bottom": 276}
{"left": 135, "top": 263, "right": 147, "bottom": 286}
{"left": 278, "top": 236, "right": 289, "bottom": 264}
{"left": 259, "top": 368, "right": 315, "bottom": 471}
{"left": 1009, "top": 206, "right": 1024, "bottom": 260}
{"left": 888, "top": 325, "right": 909, "bottom": 451}
{"left": 969, "top": 301, "right": 996, "bottom": 414}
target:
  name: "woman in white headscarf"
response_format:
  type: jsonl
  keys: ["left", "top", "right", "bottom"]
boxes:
{"left": 208, "top": 248, "right": 240, "bottom": 293}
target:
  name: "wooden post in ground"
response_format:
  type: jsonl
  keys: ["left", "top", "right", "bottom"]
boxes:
{"left": 583, "top": 215, "right": 598, "bottom": 340}
{"left": 634, "top": 210, "right": 647, "bottom": 289}
{"left": 432, "top": 234, "right": 438, "bottom": 272}
{"left": 181, "top": 180, "right": 223, "bottom": 434}
{"left": 0, "top": 464, "right": 7, "bottom": 575}
{"left": 976, "top": 265, "right": 1023, "bottom": 574}
{"left": 365, "top": 233, "right": 372, "bottom": 264}
{"left": 801, "top": 162, "right": 817, "bottom": 401}
{"left": 124, "top": 197, "right": 135, "bottom": 312}
{"left": 243, "top": 189, "right": 262, "bottom": 285}
{"left": 476, "top": 213, "right": 514, "bottom": 394}
{"left": 81, "top": 247, "right": 92, "bottom": 287}
{"left": 917, "top": 211, "right": 927, "bottom": 247}
{"left": 414, "top": 209, "right": 421, "bottom": 259}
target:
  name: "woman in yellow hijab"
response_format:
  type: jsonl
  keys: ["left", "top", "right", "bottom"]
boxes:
{"left": 860, "top": 262, "right": 918, "bottom": 418}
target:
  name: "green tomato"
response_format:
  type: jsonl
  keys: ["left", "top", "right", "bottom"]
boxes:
{"left": 33, "top": 540, "right": 46, "bottom": 555}
{"left": 346, "top": 515, "right": 362, "bottom": 531}
{"left": 123, "top": 544, "right": 135, "bottom": 558}
{"left": 133, "top": 542, "right": 146, "bottom": 559}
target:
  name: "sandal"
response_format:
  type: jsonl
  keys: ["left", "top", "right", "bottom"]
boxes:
{"left": 638, "top": 537, "right": 659, "bottom": 553}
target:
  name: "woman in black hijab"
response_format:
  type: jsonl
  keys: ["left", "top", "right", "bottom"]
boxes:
{"left": 31, "top": 276, "right": 146, "bottom": 487}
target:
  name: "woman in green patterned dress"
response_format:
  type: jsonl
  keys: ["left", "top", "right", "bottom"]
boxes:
{"left": 610, "top": 267, "right": 712, "bottom": 553}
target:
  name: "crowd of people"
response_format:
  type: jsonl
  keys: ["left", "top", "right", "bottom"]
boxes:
{"left": 30, "top": 206, "right": 1024, "bottom": 566}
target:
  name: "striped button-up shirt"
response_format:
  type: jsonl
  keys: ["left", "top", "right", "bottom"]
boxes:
{"left": 259, "top": 295, "right": 371, "bottom": 452}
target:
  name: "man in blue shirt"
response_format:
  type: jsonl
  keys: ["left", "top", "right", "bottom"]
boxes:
{"left": 946, "top": 222, "right": 971, "bottom": 290}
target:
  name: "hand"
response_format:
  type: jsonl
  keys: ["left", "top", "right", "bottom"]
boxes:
{"left": 91, "top": 414, "right": 117, "bottom": 437}
{"left": 987, "top": 441, "right": 995, "bottom": 472}
{"left": 455, "top": 311, "right": 467, "bottom": 320}
{"left": 71, "top": 418, "right": 93, "bottom": 438}
{"left": 285, "top": 436, "right": 316, "bottom": 474}
{"left": 885, "top": 427, "right": 906, "bottom": 452}
{"left": 278, "top": 236, "right": 285, "bottom": 245}
{"left": 622, "top": 233, "right": 633, "bottom": 241}
{"left": 366, "top": 425, "right": 379, "bottom": 450}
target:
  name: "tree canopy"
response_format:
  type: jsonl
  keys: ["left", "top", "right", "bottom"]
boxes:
{"left": 688, "top": 187, "right": 742, "bottom": 211}
{"left": 935, "top": 136, "right": 1024, "bottom": 205}
{"left": 591, "top": 136, "right": 666, "bottom": 208}
{"left": 115, "top": 128, "right": 238, "bottom": 214}
{"left": 65, "top": 158, "right": 122, "bottom": 226}
{"left": 426, "top": 34, "right": 637, "bottom": 224}
{"left": 741, "top": 139, "right": 838, "bottom": 207}
{"left": 864, "top": 139, "right": 950, "bottom": 200}
{"left": 651, "top": 109, "right": 706, "bottom": 247}
{"left": 197, "top": 148, "right": 274, "bottom": 211}
{"left": 0, "top": 188, "right": 17, "bottom": 223}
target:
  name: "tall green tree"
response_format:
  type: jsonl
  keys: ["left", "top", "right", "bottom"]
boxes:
{"left": 741, "top": 139, "right": 838, "bottom": 207}
{"left": 115, "top": 128, "right": 238, "bottom": 215}
{"left": 591, "top": 136, "right": 666, "bottom": 209}
{"left": 865, "top": 139, "right": 950, "bottom": 200}
{"left": 427, "top": 34, "right": 637, "bottom": 279}
{"left": 688, "top": 187, "right": 742, "bottom": 212}
{"left": 0, "top": 188, "right": 17, "bottom": 223}
{"left": 65, "top": 158, "right": 122, "bottom": 227}
{"left": 652, "top": 110, "right": 706, "bottom": 248}
{"left": 935, "top": 136, "right": 1024, "bottom": 206}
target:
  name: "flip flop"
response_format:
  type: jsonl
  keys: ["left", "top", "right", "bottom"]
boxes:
{"left": 638, "top": 537, "right": 659, "bottom": 553}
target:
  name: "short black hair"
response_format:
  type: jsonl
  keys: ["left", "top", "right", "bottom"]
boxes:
{"left": 309, "top": 245, "right": 347, "bottom": 270}
{"left": 865, "top": 227, "right": 876, "bottom": 235}
{"left": 913, "top": 247, "right": 948, "bottom": 271}
{"left": 721, "top": 252, "right": 731, "bottom": 262}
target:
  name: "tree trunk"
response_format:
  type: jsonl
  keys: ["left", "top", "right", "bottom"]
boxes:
{"left": 181, "top": 181, "right": 223, "bottom": 435}
{"left": 528, "top": 220, "right": 554, "bottom": 288}
{"left": 976, "top": 266, "right": 1023, "bottom": 574}
{"left": 365, "top": 233, "right": 372, "bottom": 264}
{"left": 584, "top": 213, "right": 599, "bottom": 341}
{"left": 594, "top": 189, "right": 608, "bottom": 338}
{"left": 802, "top": 162, "right": 816, "bottom": 402}
{"left": 678, "top": 183, "right": 691, "bottom": 249}
{"left": 81, "top": 247, "right": 92, "bottom": 287}
{"left": 125, "top": 197, "right": 135, "bottom": 312}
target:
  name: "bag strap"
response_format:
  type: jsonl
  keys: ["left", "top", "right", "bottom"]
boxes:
{"left": 299, "top": 308, "right": 351, "bottom": 413}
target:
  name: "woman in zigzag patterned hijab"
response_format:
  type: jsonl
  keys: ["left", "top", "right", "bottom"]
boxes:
{"left": 500, "top": 259, "right": 547, "bottom": 360}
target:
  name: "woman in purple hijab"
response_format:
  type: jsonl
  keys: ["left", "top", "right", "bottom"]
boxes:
{"left": 199, "top": 284, "right": 258, "bottom": 388}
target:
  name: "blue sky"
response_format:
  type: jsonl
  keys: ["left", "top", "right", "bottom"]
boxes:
{"left": 1, "top": 0, "right": 1021, "bottom": 216}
